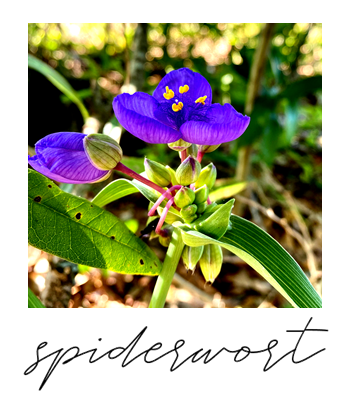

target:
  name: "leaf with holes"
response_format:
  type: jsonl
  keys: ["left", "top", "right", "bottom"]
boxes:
{"left": 174, "top": 214, "right": 322, "bottom": 308}
{"left": 28, "top": 169, "right": 162, "bottom": 275}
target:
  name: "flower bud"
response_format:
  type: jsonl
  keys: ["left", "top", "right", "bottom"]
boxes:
{"left": 175, "top": 155, "right": 201, "bottom": 186}
{"left": 83, "top": 133, "right": 123, "bottom": 171}
{"left": 144, "top": 158, "right": 171, "bottom": 187}
{"left": 174, "top": 186, "right": 195, "bottom": 208}
{"left": 195, "top": 163, "right": 217, "bottom": 190}
{"left": 184, "top": 214, "right": 197, "bottom": 224}
{"left": 194, "top": 185, "right": 209, "bottom": 204}
{"left": 199, "top": 244, "right": 223, "bottom": 283}
{"left": 186, "top": 143, "right": 198, "bottom": 158}
{"left": 182, "top": 245, "right": 204, "bottom": 271}
{"left": 196, "top": 201, "right": 208, "bottom": 214}
{"left": 181, "top": 204, "right": 197, "bottom": 219}
{"left": 166, "top": 165, "right": 179, "bottom": 186}
{"left": 168, "top": 138, "right": 191, "bottom": 152}
{"left": 197, "top": 144, "right": 221, "bottom": 154}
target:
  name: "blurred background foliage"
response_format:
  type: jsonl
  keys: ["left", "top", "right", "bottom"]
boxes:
{"left": 28, "top": 23, "right": 322, "bottom": 308}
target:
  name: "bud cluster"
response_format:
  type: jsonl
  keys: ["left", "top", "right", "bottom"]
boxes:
{"left": 144, "top": 153, "right": 226, "bottom": 283}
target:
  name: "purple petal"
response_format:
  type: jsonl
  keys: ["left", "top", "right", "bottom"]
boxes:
{"left": 28, "top": 132, "right": 109, "bottom": 183}
{"left": 180, "top": 103, "right": 250, "bottom": 145}
{"left": 113, "top": 92, "right": 182, "bottom": 143}
{"left": 153, "top": 68, "right": 212, "bottom": 106}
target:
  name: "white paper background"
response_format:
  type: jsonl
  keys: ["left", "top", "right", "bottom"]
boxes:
{"left": 2, "top": 3, "right": 347, "bottom": 393}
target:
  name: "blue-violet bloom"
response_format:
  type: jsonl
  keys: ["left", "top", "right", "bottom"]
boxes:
{"left": 113, "top": 67, "right": 250, "bottom": 145}
{"left": 28, "top": 132, "right": 110, "bottom": 184}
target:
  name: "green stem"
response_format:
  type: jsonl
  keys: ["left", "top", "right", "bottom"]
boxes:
{"left": 149, "top": 228, "right": 184, "bottom": 308}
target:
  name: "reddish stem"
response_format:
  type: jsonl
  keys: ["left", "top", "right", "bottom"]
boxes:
{"left": 180, "top": 149, "right": 188, "bottom": 162}
{"left": 115, "top": 162, "right": 166, "bottom": 195}
{"left": 148, "top": 185, "right": 182, "bottom": 217}
{"left": 197, "top": 150, "right": 205, "bottom": 163}
{"left": 207, "top": 196, "right": 212, "bottom": 205}
{"left": 155, "top": 198, "right": 174, "bottom": 235}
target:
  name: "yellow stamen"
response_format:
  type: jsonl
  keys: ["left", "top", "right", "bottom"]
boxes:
{"left": 163, "top": 86, "right": 174, "bottom": 100}
{"left": 179, "top": 85, "right": 189, "bottom": 94}
{"left": 172, "top": 102, "right": 184, "bottom": 112}
{"left": 195, "top": 95, "right": 207, "bottom": 105}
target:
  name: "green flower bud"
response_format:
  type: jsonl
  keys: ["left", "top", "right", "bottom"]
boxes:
{"left": 182, "top": 245, "right": 204, "bottom": 271}
{"left": 144, "top": 158, "right": 171, "bottom": 187}
{"left": 195, "top": 163, "right": 217, "bottom": 190}
{"left": 194, "top": 185, "right": 209, "bottom": 204}
{"left": 174, "top": 186, "right": 195, "bottom": 208}
{"left": 196, "top": 201, "right": 208, "bottom": 214}
{"left": 184, "top": 214, "right": 197, "bottom": 224}
{"left": 84, "top": 133, "right": 123, "bottom": 170}
{"left": 181, "top": 204, "right": 198, "bottom": 219}
{"left": 199, "top": 244, "right": 223, "bottom": 283}
{"left": 197, "top": 144, "right": 221, "bottom": 154}
{"left": 166, "top": 165, "right": 179, "bottom": 186}
{"left": 175, "top": 155, "right": 201, "bottom": 186}
{"left": 157, "top": 206, "right": 182, "bottom": 224}
{"left": 186, "top": 143, "right": 198, "bottom": 158}
{"left": 168, "top": 139, "right": 191, "bottom": 152}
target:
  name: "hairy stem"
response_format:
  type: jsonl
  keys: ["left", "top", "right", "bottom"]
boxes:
{"left": 149, "top": 228, "right": 184, "bottom": 308}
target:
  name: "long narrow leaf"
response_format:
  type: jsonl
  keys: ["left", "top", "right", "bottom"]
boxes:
{"left": 92, "top": 177, "right": 182, "bottom": 223}
{"left": 28, "top": 54, "right": 89, "bottom": 121}
{"left": 28, "top": 288, "right": 45, "bottom": 308}
{"left": 175, "top": 215, "right": 322, "bottom": 308}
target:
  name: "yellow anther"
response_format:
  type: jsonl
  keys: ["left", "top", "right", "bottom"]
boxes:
{"left": 179, "top": 85, "right": 189, "bottom": 94}
{"left": 163, "top": 86, "right": 174, "bottom": 100}
{"left": 172, "top": 102, "right": 184, "bottom": 112}
{"left": 195, "top": 95, "right": 207, "bottom": 105}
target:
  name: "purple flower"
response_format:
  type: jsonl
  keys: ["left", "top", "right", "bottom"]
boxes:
{"left": 28, "top": 132, "right": 110, "bottom": 184}
{"left": 113, "top": 68, "right": 250, "bottom": 145}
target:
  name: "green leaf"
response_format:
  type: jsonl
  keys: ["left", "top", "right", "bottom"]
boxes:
{"left": 174, "top": 214, "right": 321, "bottom": 308}
{"left": 28, "top": 169, "right": 162, "bottom": 276}
{"left": 192, "top": 199, "right": 235, "bottom": 239}
{"left": 209, "top": 182, "right": 247, "bottom": 202}
{"left": 28, "top": 288, "right": 45, "bottom": 308}
{"left": 28, "top": 54, "right": 89, "bottom": 121}
{"left": 124, "top": 219, "right": 139, "bottom": 233}
{"left": 92, "top": 178, "right": 139, "bottom": 207}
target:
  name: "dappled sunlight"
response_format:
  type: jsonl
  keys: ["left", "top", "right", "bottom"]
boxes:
{"left": 28, "top": 23, "right": 322, "bottom": 309}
